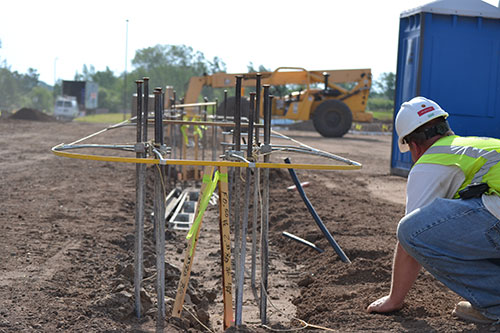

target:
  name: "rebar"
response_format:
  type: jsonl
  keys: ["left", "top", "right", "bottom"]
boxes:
{"left": 142, "top": 78, "right": 149, "bottom": 142}
{"left": 223, "top": 90, "right": 228, "bottom": 121}
{"left": 236, "top": 92, "right": 255, "bottom": 326}
{"left": 203, "top": 97, "right": 208, "bottom": 162}
{"left": 212, "top": 98, "right": 217, "bottom": 161}
{"left": 233, "top": 75, "right": 243, "bottom": 326}
{"left": 260, "top": 85, "right": 271, "bottom": 325}
{"left": 134, "top": 80, "right": 145, "bottom": 318}
{"left": 222, "top": 90, "right": 228, "bottom": 158}
{"left": 255, "top": 73, "right": 262, "bottom": 145}
{"left": 153, "top": 88, "right": 166, "bottom": 323}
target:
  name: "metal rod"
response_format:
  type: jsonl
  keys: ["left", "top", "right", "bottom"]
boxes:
{"left": 251, "top": 166, "right": 259, "bottom": 299}
{"left": 172, "top": 105, "right": 178, "bottom": 185}
{"left": 223, "top": 90, "right": 228, "bottom": 156}
{"left": 159, "top": 90, "right": 165, "bottom": 146}
{"left": 247, "top": 93, "right": 258, "bottom": 299}
{"left": 134, "top": 80, "right": 145, "bottom": 318}
{"left": 255, "top": 73, "right": 261, "bottom": 145}
{"left": 233, "top": 75, "right": 243, "bottom": 326}
{"left": 251, "top": 75, "right": 261, "bottom": 299}
{"left": 212, "top": 98, "right": 217, "bottom": 161}
{"left": 154, "top": 88, "right": 160, "bottom": 144}
{"left": 167, "top": 97, "right": 174, "bottom": 187}
{"left": 54, "top": 144, "right": 137, "bottom": 151}
{"left": 247, "top": 93, "right": 255, "bottom": 158}
{"left": 223, "top": 89, "right": 228, "bottom": 121}
{"left": 260, "top": 85, "right": 271, "bottom": 324}
{"left": 282, "top": 231, "right": 324, "bottom": 253}
{"left": 142, "top": 78, "right": 149, "bottom": 143}
{"left": 153, "top": 88, "right": 166, "bottom": 323}
{"left": 203, "top": 97, "right": 208, "bottom": 162}
{"left": 236, "top": 92, "right": 255, "bottom": 326}
{"left": 234, "top": 77, "right": 242, "bottom": 152}
{"left": 284, "top": 158, "right": 351, "bottom": 263}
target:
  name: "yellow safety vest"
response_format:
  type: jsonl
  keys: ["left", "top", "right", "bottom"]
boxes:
{"left": 415, "top": 135, "right": 500, "bottom": 198}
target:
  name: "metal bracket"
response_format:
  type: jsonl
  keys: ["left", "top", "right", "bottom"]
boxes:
{"left": 224, "top": 150, "right": 244, "bottom": 161}
{"left": 259, "top": 144, "right": 272, "bottom": 154}
{"left": 134, "top": 143, "right": 146, "bottom": 153}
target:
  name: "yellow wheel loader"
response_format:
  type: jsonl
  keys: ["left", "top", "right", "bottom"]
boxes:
{"left": 183, "top": 67, "right": 372, "bottom": 137}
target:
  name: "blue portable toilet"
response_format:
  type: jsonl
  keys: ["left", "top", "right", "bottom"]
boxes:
{"left": 390, "top": 0, "right": 500, "bottom": 176}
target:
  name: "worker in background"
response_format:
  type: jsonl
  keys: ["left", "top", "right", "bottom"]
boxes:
{"left": 366, "top": 96, "right": 500, "bottom": 324}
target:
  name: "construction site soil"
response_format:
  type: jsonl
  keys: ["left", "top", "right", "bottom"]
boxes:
{"left": 0, "top": 115, "right": 496, "bottom": 333}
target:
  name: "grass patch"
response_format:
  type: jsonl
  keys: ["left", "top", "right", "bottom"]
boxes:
{"left": 371, "top": 110, "right": 393, "bottom": 122}
{"left": 74, "top": 113, "right": 131, "bottom": 124}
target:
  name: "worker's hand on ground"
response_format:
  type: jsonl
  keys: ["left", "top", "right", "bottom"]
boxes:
{"left": 366, "top": 295, "right": 404, "bottom": 313}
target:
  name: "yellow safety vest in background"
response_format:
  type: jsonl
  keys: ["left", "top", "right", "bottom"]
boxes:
{"left": 415, "top": 135, "right": 500, "bottom": 198}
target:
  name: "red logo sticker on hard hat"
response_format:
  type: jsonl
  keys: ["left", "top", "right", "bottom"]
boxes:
{"left": 418, "top": 106, "right": 435, "bottom": 116}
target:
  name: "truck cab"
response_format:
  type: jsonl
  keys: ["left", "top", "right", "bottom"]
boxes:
{"left": 54, "top": 96, "right": 79, "bottom": 121}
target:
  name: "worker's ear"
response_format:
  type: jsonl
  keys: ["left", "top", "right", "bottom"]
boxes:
{"left": 409, "top": 141, "right": 426, "bottom": 162}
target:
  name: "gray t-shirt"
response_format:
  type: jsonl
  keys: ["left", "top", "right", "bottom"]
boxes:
{"left": 406, "top": 163, "right": 500, "bottom": 220}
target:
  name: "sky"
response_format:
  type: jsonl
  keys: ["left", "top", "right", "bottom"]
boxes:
{"left": 0, "top": 0, "right": 498, "bottom": 86}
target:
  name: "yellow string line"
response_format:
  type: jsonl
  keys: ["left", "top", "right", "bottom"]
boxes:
{"left": 51, "top": 147, "right": 361, "bottom": 171}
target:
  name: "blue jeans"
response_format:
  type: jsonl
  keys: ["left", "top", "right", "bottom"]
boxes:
{"left": 397, "top": 197, "right": 500, "bottom": 320}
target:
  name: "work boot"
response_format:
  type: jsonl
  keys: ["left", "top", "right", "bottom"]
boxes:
{"left": 452, "top": 301, "right": 498, "bottom": 324}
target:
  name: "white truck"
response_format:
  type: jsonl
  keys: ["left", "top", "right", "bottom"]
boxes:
{"left": 54, "top": 96, "right": 79, "bottom": 121}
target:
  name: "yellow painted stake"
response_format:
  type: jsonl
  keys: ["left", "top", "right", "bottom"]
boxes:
{"left": 172, "top": 166, "right": 215, "bottom": 318}
{"left": 218, "top": 166, "right": 234, "bottom": 329}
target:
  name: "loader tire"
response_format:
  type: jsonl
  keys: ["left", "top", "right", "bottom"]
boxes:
{"left": 312, "top": 100, "right": 352, "bottom": 137}
{"left": 216, "top": 96, "right": 250, "bottom": 120}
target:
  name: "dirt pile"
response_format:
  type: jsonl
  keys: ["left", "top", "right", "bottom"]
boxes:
{"left": 9, "top": 108, "right": 56, "bottom": 122}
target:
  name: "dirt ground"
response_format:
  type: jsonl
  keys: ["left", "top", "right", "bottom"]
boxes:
{"left": 0, "top": 115, "right": 497, "bottom": 332}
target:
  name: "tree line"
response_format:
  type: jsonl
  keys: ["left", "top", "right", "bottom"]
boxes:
{"left": 0, "top": 42, "right": 395, "bottom": 115}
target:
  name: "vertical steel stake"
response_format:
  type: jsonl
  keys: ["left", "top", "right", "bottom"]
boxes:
{"left": 202, "top": 97, "right": 208, "bottom": 163}
{"left": 260, "top": 85, "right": 271, "bottom": 324}
{"left": 153, "top": 88, "right": 166, "bottom": 325}
{"left": 255, "top": 73, "right": 262, "bottom": 145}
{"left": 236, "top": 92, "right": 255, "bottom": 326}
{"left": 233, "top": 75, "right": 243, "bottom": 326}
{"left": 134, "top": 80, "right": 145, "bottom": 318}
{"left": 142, "top": 78, "right": 149, "bottom": 142}
{"left": 212, "top": 98, "right": 217, "bottom": 161}
{"left": 251, "top": 73, "right": 261, "bottom": 296}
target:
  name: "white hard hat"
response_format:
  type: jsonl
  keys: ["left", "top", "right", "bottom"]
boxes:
{"left": 395, "top": 96, "right": 448, "bottom": 153}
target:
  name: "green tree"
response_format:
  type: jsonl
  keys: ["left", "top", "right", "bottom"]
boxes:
{"left": 373, "top": 72, "right": 395, "bottom": 100}
{"left": 0, "top": 67, "right": 21, "bottom": 110}
{"left": 27, "top": 86, "right": 54, "bottom": 112}
{"left": 91, "top": 67, "right": 121, "bottom": 113}
{"left": 247, "top": 62, "right": 270, "bottom": 73}
{"left": 92, "top": 66, "right": 118, "bottom": 89}
{"left": 0, "top": 66, "right": 45, "bottom": 111}
{"left": 74, "top": 64, "right": 96, "bottom": 81}
{"left": 130, "top": 44, "right": 227, "bottom": 101}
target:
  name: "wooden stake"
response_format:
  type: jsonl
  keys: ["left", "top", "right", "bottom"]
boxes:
{"left": 218, "top": 166, "right": 234, "bottom": 329}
